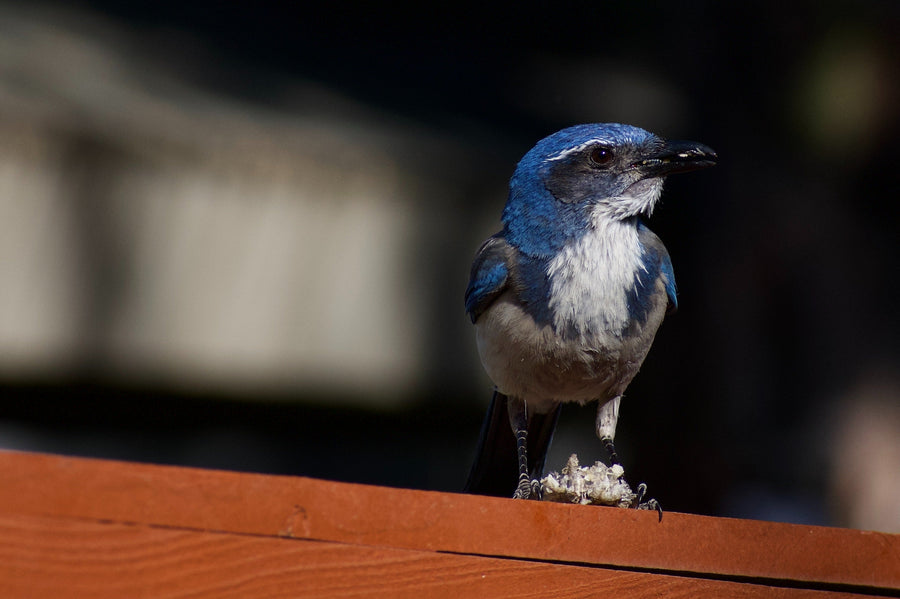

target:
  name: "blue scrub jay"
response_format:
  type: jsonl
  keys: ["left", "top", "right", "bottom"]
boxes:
{"left": 464, "top": 123, "right": 716, "bottom": 501}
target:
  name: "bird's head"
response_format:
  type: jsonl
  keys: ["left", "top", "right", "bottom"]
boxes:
{"left": 502, "top": 123, "right": 717, "bottom": 256}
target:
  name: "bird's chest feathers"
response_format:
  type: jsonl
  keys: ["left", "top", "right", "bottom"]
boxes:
{"left": 546, "top": 219, "right": 645, "bottom": 337}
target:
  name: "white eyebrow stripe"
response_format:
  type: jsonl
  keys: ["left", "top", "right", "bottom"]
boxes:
{"left": 545, "top": 138, "right": 608, "bottom": 162}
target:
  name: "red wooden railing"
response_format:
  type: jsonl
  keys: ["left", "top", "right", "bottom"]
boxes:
{"left": 0, "top": 451, "right": 896, "bottom": 597}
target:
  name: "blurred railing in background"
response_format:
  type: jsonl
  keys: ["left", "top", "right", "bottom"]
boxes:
{"left": 0, "top": 6, "right": 493, "bottom": 404}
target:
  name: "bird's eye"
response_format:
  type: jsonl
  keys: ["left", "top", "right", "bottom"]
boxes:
{"left": 589, "top": 146, "right": 614, "bottom": 166}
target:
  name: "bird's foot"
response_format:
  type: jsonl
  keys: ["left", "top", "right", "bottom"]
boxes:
{"left": 632, "top": 482, "right": 663, "bottom": 521}
{"left": 512, "top": 477, "right": 542, "bottom": 500}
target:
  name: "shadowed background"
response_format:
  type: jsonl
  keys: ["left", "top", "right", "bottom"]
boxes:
{"left": 0, "top": 0, "right": 897, "bottom": 532}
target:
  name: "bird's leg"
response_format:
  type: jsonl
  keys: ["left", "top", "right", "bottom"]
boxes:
{"left": 596, "top": 396, "right": 621, "bottom": 466}
{"left": 507, "top": 396, "right": 538, "bottom": 499}
{"left": 597, "top": 397, "right": 663, "bottom": 520}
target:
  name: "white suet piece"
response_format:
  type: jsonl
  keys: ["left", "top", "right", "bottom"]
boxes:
{"left": 540, "top": 454, "right": 637, "bottom": 507}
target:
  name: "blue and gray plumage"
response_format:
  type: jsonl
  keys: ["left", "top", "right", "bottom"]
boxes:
{"left": 464, "top": 123, "right": 716, "bottom": 501}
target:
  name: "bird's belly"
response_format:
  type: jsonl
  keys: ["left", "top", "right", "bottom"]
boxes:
{"left": 474, "top": 292, "right": 664, "bottom": 412}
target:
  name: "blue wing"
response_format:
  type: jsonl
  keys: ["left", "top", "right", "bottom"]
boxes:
{"left": 637, "top": 221, "right": 678, "bottom": 314}
{"left": 465, "top": 235, "right": 513, "bottom": 323}
{"left": 659, "top": 251, "right": 678, "bottom": 314}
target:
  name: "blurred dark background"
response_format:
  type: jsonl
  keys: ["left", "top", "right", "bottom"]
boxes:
{"left": 0, "top": 1, "right": 897, "bottom": 532}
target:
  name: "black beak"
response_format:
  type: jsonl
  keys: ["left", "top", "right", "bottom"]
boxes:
{"left": 636, "top": 140, "right": 718, "bottom": 178}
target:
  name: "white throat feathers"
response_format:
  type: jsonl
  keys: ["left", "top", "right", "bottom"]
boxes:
{"left": 546, "top": 205, "right": 649, "bottom": 338}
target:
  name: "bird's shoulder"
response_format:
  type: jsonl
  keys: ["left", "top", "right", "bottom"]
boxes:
{"left": 637, "top": 223, "right": 678, "bottom": 313}
{"left": 465, "top": 234, "right": 519, "bottom": 324}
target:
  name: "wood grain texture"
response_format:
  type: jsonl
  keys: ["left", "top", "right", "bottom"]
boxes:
{"left": 0, "top": 514, "right": 866, "bottom": 599}
{"left": 0, "top": 451, "right": 897, "bottom": 597}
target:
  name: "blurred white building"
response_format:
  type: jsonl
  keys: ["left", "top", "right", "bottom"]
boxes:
{"left": 0, "top": 6, "right": 494, "bottom": 405}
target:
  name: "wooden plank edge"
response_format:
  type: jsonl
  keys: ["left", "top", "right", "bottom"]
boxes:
{"left": 0, "top": 512, "right": 873, "bottom": 599}
{"left": 1, "top": 450, "right": 897, "bottom": 593}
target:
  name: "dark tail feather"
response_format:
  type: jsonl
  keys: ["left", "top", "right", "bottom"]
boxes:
{"left": 464, "top": 390, "right": 561, "bottom": 497}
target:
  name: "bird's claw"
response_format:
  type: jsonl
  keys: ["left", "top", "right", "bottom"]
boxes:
{"left": 635, "top": 482, "right": 648, "bottom": 503}
{"left": 512, "top": 478, "right": 542, "bottom": 500}
{"left": 633, "top": 482, "right": 663, "bottom": 521}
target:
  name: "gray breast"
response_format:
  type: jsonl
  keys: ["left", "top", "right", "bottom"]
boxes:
{"left": 475, "top": 283, "right": 667, "bottom": 411}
